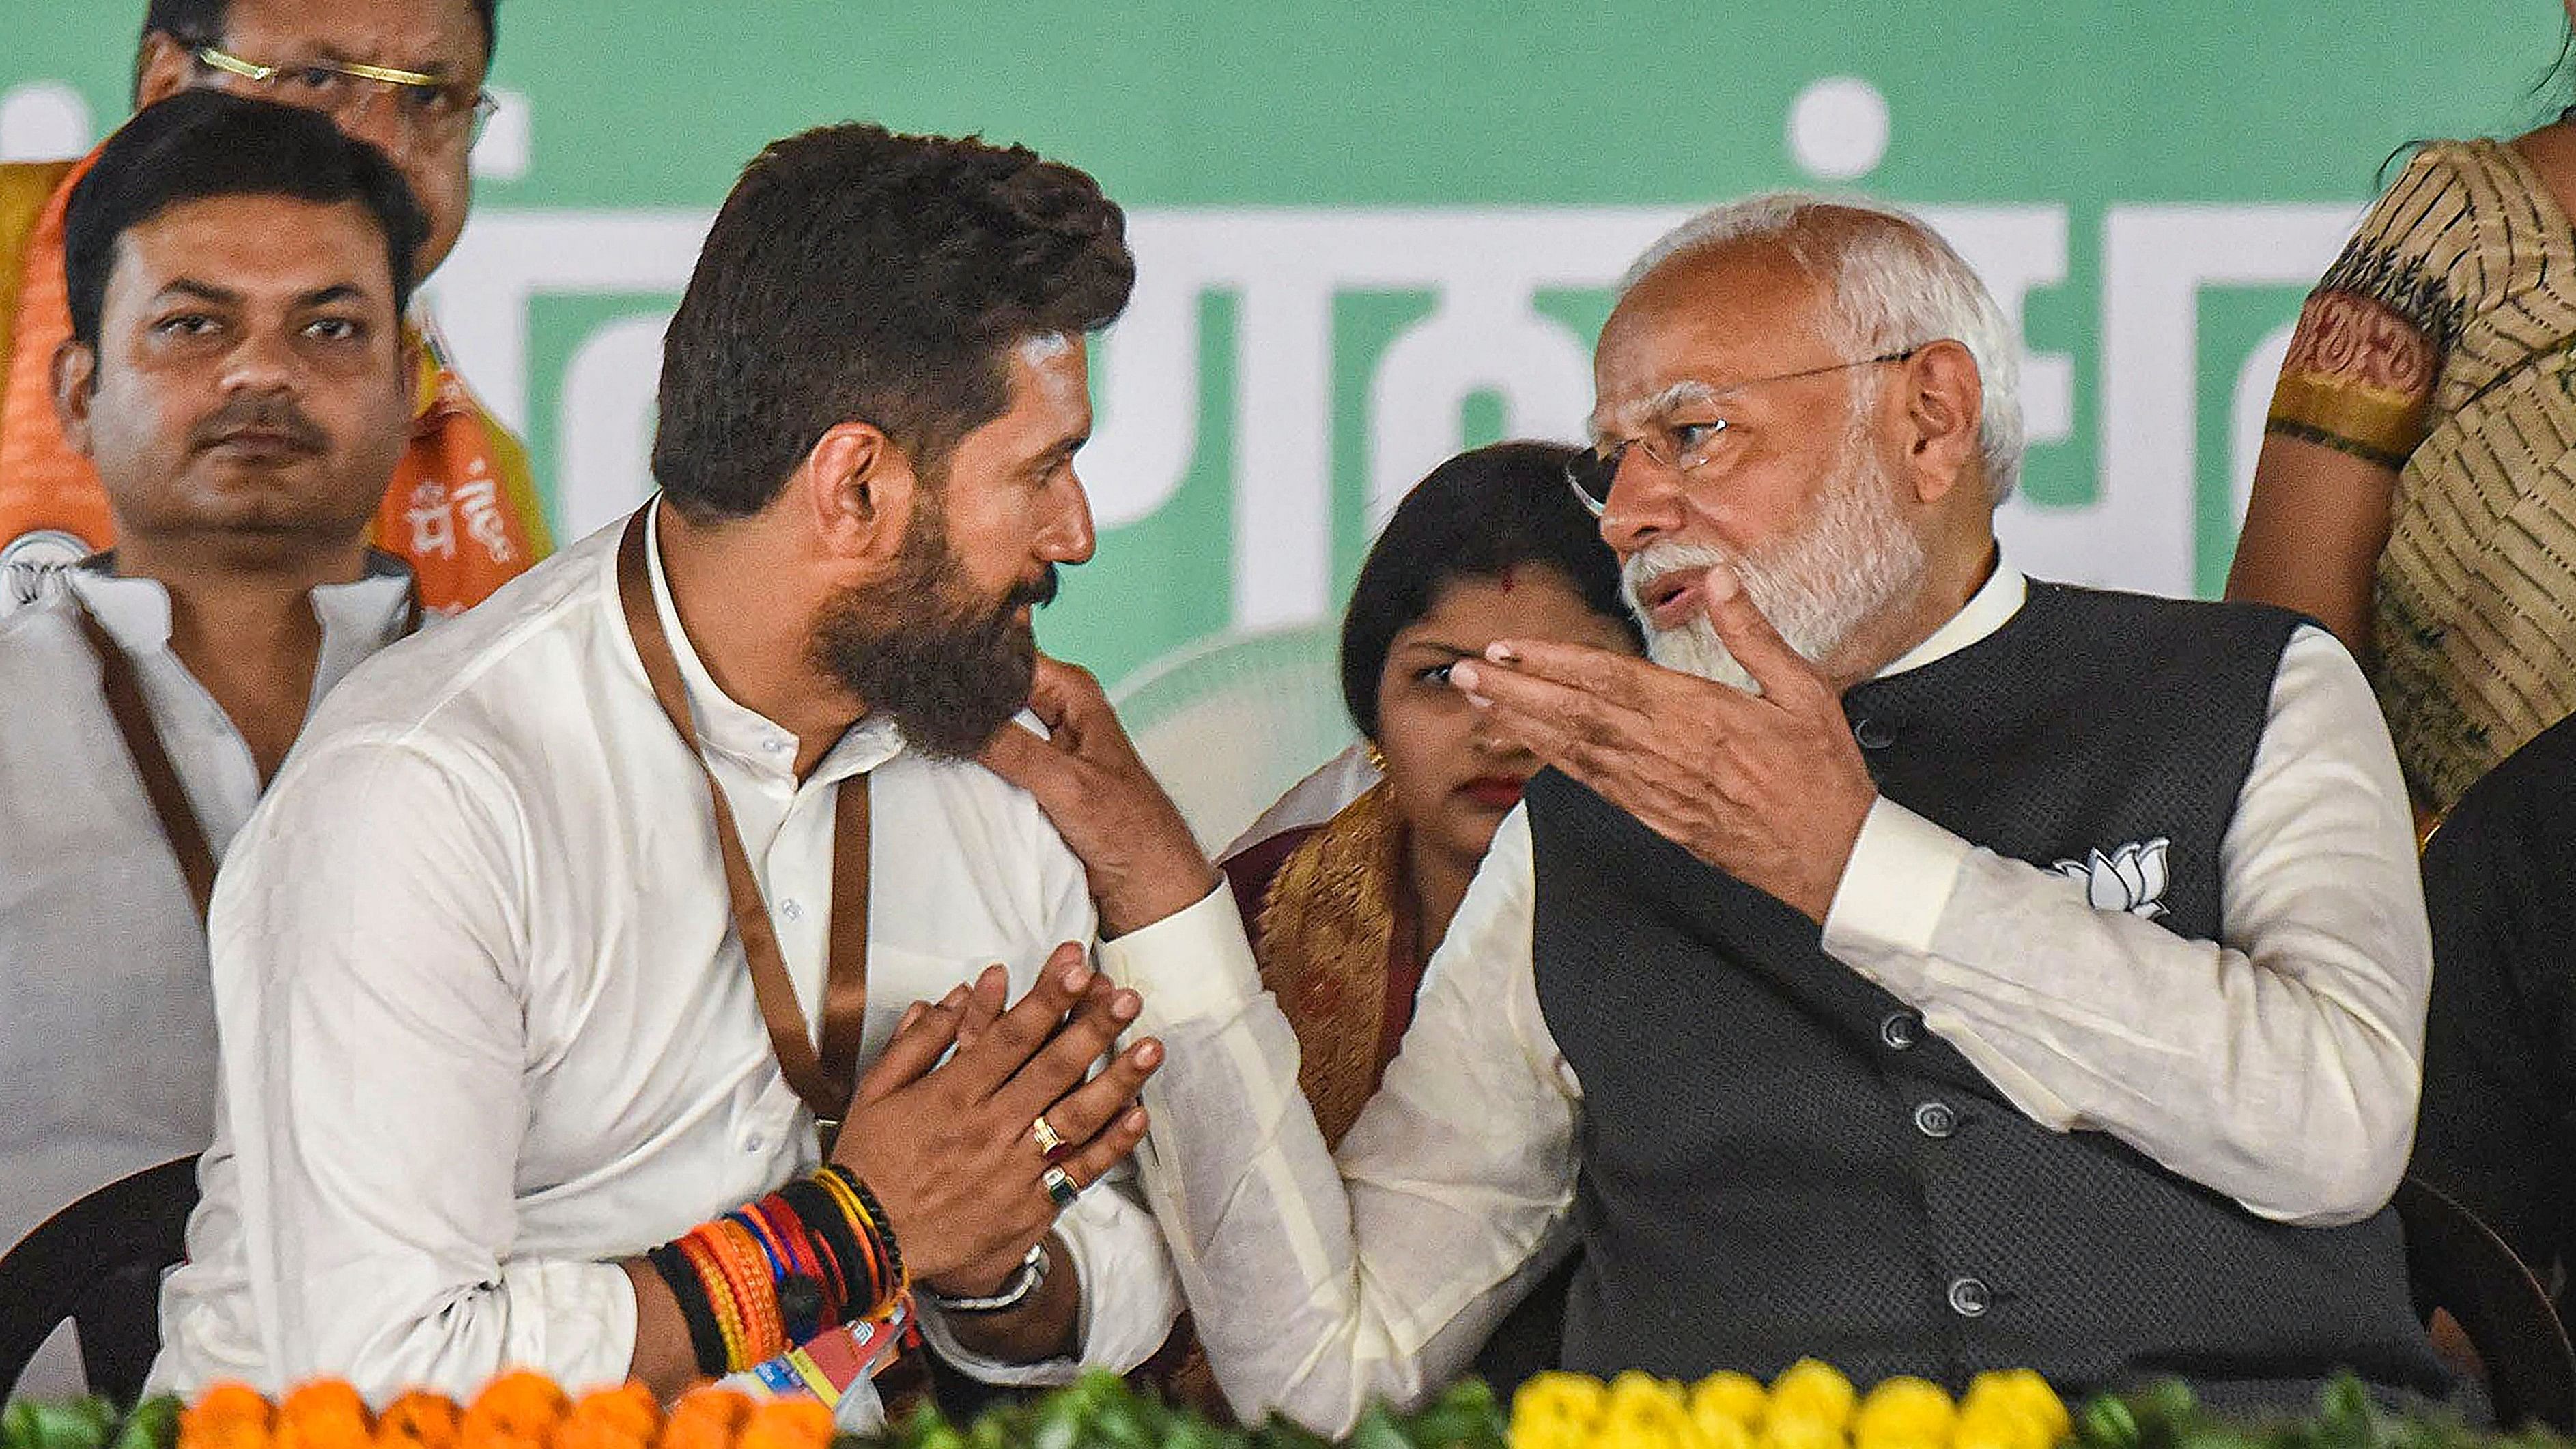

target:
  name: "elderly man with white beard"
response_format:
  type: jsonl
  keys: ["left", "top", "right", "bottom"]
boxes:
{"left": 989, "top": 192, "right": 2450, "bottom": 1427}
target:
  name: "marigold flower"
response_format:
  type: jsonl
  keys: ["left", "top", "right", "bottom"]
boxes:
{"left": 1955, "top": 1370, "right": 2070, "bottom": 1449}
{"left": 1854, "top": 1376, "right": 1955, "bottom": 1449}
{"left": 552, "top": 1386, "right": 659, "bottom": 1449}
{"left": 461, "top": 1370, "right": 569, "bottom": 1449}
{"left": 1514, "top": 1371, "right": 1611, "bottom": 1441}
{"left": 1766, "top": 1361, "right": 1856, "bottom": 1432}
{"left": 1688, "top": 1373, "right": 1768, "bottom": 1433}
{"left": 1759, "top": 1413, "right": 1848, "bottom": 1449}
{"left": 1600, "top": 1371, "right": 1695, "bottom": 1449}
{"left": 1962, "top": 1370, "right": 2068, "bottom": 1441}
{"left": 657, "top": 1389, "right": 753, "bottom": 1449}
{"left": 1694, "top": 1414, "right": 1757, "bottom": 1449}
{"left": 374, "top": 1394, "right": 462, "bottom": 1449}
{"left": 180, "top": 1385, "right": 275, "bottom": 1449}
{"left": 736, "top": 1398, "right": 833, "bottom": 1449}
{"left": 274, "top": 1381, "right": 371, "bottom": 1449}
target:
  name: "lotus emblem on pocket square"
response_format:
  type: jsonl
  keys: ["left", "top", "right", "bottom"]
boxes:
{"left": 2051, "top": 837, "right": 2171, "bottom": 919}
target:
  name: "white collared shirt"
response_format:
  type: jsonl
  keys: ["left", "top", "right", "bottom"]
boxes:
{"left": 0, "top": 561, "right": 413, "bottom": 1399}
{"left": 1107, "top": 561, "right": 2433, "bottom": 1434}
{"left": 150, "top": 512, "right": 1189, "bottom": 1416}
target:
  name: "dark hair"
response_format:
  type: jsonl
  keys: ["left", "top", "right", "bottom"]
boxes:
{"left": 64, "top": 90, "right": 429, "bottom": 349}
{"left": 651, "top": 122, "right": 1135, "bottom": 521}
{"left": 1339, "top": 440, "right": 1643, "bottom": 740}
{"left": 141, "top": 0, "right": 498, "bottom": 67}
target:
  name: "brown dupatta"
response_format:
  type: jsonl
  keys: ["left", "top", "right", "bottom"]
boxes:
{"left": 1251, "top": 781, "right": 1424, "bottom": 1149}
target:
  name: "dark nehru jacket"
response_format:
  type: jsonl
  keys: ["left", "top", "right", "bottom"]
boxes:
{"left": 1527, "top": 581, "right": 2444, "bottom": 1403}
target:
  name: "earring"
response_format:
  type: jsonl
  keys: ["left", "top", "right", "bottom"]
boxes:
{"left": 1364, "top": 742, "right": 1387, "bottom": 771}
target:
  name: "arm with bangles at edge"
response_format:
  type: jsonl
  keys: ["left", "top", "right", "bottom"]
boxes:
{"left": 2226, "top": 287, "right": 2432, "bottom": 655}
{"left": 621, "top": 1230, "right": 1082, "bottom": 1396}
{"left": 622, "top": 951, "right": 1159, "bottom": 1396}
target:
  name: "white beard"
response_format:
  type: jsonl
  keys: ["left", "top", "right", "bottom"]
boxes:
{"left": 1620, "top": 437, "right": 1927, "bottom": 693}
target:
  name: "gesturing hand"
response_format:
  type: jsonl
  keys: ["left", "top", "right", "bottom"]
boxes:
{"left": 831, "top": 942, "right": 1161, "bottom": 1295}
{"left": 980, "top": 655, "right": 1217, "bottom": 938}
{"left": 1447, "top": 562, "right": 1879, "bottom": 923}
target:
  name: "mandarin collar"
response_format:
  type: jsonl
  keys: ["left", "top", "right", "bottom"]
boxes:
{"left": 68, "top": 551, "right": 416, "bottom": 661}
{"left": 640, "top": 502, "right": 902, "bottom": 786}
{"left": 1869, "top": 553, "right": 2028, "bottom": 681}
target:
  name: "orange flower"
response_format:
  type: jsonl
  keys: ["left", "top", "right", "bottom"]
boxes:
{"left": 658, "top": 1389, "right": 752, "bottom": 1449}
{"left": 462, "top": 1370, "right": 571, "bottom": 1449}
{"left": 737, "top": 1398, "right": 833, "bottom": 1449}
{"left": 554, "top": 1385, "right": 661, "bottom": 1449}
{"left": 375, "top": 1393, "right": 463, "bottom": 1449}
{"left": 181, "top": 1384, "right": 275, "bottom": 1449}
{"left": 276, "top": 1380, "right": 372, "bottom": 1449}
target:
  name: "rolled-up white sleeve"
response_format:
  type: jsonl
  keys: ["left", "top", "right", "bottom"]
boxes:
{"left": 1820, "top": 625, "right": 2428, "bottom": 1226}
{"left": 914, "top": 1175, "right": 1180, "bottom": 1382}
{"left": 1105, "top": 826, "right": 1581, "bottom": 1436}
{"left": 208, "top": 737, "right": 638, "bottom": 1396}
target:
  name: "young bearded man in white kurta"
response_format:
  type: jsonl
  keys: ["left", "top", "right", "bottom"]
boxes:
{"left": 152, "top": 124, "right": 1228, "bottom": 1416}
{"left": 0, "top": 92, "right": 430, "bottom": 1399}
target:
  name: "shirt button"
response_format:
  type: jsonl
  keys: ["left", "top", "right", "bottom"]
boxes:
{"left": 1913, "top": 1100, "right": 1958, "bottom": 1139}
{"left": 1852, "top": 717, "right": 1895, "bottom": 750}
{"left": 1947, "top": 1276, "right": 1990, "bottom": 1317}
{"left": 779, "top": 899, "right": 804, "bottom": 923}
{"left": 763, "top": 737, "right": 791, "bottom": 755}
{"left": 1880, "top": 1012, "right": 1922, "bottom": 1050}
{"left": 744, "top": 1134, "right": 767, "bottom": 1153}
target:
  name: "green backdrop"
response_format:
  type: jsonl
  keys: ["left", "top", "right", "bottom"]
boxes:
{"left": 2, "top": 2, "right": 2560, "bottom": 690}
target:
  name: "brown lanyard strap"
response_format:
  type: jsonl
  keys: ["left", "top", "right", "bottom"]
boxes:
{"left": 615, "top": 504, "right": 870, "bottom": 1120}
{"left": 71, "top": 561, "right": 423, "bottom": 927}
{"left": 76, "top": 606, "right": 219, "bottom": 923}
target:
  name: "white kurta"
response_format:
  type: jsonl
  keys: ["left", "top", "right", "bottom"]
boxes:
{"left": 150, "top": 513, "right": 1190, "bottom": 1420}
{"left": 0, "top": 562, "right": 412, "bottom": 1399}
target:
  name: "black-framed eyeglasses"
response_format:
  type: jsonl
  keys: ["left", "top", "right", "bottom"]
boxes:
{"left": 1564, "top": 346, "right": 1925, "bottom": 516}
{"left": 193, "top": 44, "right": 499, "bottom": 150}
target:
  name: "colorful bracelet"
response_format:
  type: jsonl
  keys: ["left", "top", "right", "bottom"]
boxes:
{"left": 645, "top": 1166, "right": 913, "bottom": 1379}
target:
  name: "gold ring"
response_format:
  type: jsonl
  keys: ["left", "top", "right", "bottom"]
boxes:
{"left": 1042, "top": 1165, "right": 1079, "bottom": 1209}
{"left": 1032, "top": 1114, "right": 1067, "bottom": 1157}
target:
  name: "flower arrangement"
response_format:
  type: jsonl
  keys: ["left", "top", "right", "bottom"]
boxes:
{"left": 0, "top": 1364, "right": 2511, "bottom": 1449}
{"left": 1508, "top": 1361, "right": 2070, "bottom": 1449}
{"left": 0, "top": 1375, "right": 836, "bottom": 1449}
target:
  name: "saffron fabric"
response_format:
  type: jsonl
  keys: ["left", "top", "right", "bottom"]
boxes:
{"left": 0, "top": 154, "right": 552, "bottom": 617}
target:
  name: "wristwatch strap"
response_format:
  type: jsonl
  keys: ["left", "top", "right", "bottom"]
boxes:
{"left": 922, "top": 1241, "right": 1049, "bottom": 1314}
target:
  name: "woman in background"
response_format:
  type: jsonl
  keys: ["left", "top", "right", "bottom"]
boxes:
{"left": 2229, "top": 5, "right": 2576, "bottom": 817}
{"left": 1223, "top": 440, "right": 1640, "bottom": 1149}
{"left": 1143, "top": 440, "right": 1641, "bottom": 1409}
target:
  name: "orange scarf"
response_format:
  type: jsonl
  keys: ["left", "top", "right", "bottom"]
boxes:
{"left": 0, "top": 150, "right": 550, "bottom": 615}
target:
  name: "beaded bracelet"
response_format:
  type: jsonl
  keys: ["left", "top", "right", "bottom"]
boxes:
{"left": 646, "top": 1166, "right": 910, "bottom": 1378}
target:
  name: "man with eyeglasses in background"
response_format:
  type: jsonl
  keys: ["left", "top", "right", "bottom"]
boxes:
{"left": 992, "top": 192, "right": 2459, "bottom": 1424}
{"left": 0, "top": 0, "right": 550, "bottom": 620}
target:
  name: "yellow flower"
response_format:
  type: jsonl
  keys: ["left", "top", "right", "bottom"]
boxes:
{"left": 1690, "top": 1373, "right": 1769, "bottom": 1432}
{"left": 1514, "top": 1371, "right": 1611, "bottom": 1449}
{"left": 1693, "top": 1415, "right": 1757, "bottom": 1449}
{"left": 1853, "top": 1377, "right": 1955, "bottom": 1449}
{"left": 1767, "top": 1360, "right": 1856, "bottom": 1432}
{"left": 1953, "top": 1409, "right": 2044, "bottom": 1449}
{"left": 1601, "top": 1371, "right": 1697, "bottom": 1449}
{"left": 1759, "top": 1413, "right": 1845, "bottom": 1449}
{"left": 1957, "top": 1371, "right": 2070, "bottom": 1449}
